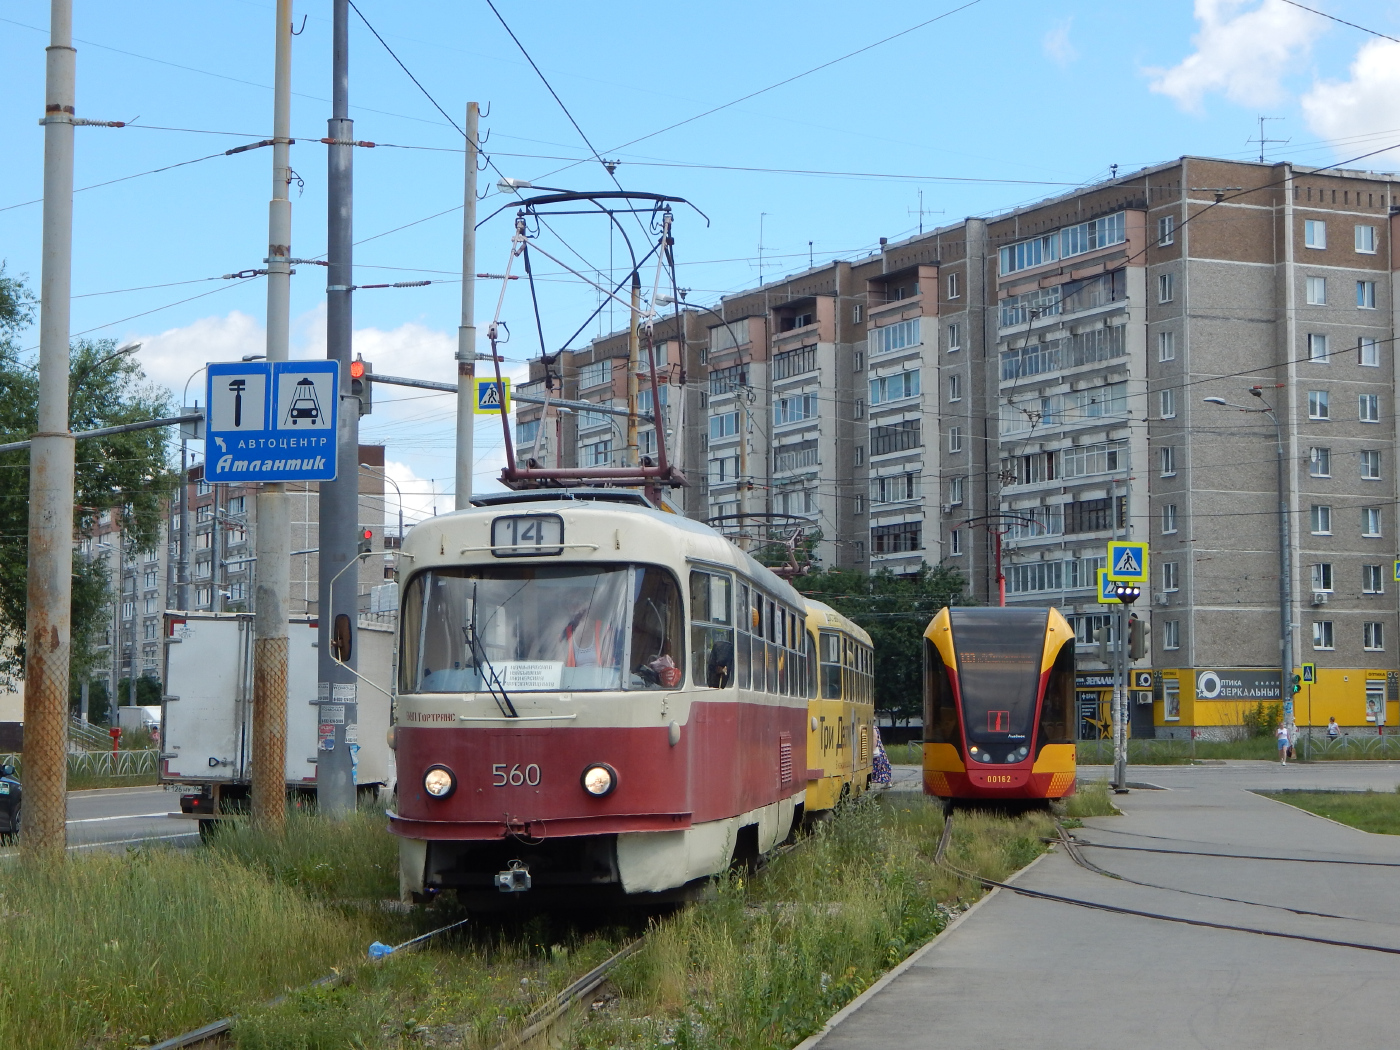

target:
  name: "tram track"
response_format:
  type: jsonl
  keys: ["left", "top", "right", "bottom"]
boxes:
{"left": 935, "top": 809, "right": 1400, "bottom": 959}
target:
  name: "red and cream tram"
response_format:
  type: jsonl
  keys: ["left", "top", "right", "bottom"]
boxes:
{"left": 389, "top": 491, "right": 818, "bottom": 905}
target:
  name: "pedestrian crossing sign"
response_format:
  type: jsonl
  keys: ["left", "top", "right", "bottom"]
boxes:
{"left": 1096, "top": 569, "right": 1122, "bottom": 604}
{"left": 1106, "top": 540, "right": 1148, "bottom": 582}
{"left": 1393, "top": 559, "right": 1400, "bottom": 583}
{"left": 473, "top": 377, "right": 510, "bottom": 414}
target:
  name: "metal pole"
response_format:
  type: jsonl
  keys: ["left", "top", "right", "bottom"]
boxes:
{"left": 178, "top": 441, "right": 190, "bottom": 610}
{"left": 1271, "top": 407, "right": 1294, "bottom": 747}
{"left": 251, "top": 0, "right": 294, "bottom": 831}
{"left": 22, "top": 0, "right": 78, "bottom": 859}
{"left": 455, "top": 102, "right": 479, "bottom": 509}
{"left": 627, "top": 274, "right": 641, "bottom": 465}
{"left": 316, "top": 0, "right": 358, "bottom": 817}
{"left": 1115, "top": 601, "right": 1128, "bottom": 789}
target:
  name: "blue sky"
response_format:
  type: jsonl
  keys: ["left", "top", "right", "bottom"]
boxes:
{"left": 2, "top": 0, "right": 1399, "bottom": 525}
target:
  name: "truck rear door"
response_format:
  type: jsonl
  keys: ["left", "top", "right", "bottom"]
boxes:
{"left": 162, "top": 615, "right": 251, "bottom": 782}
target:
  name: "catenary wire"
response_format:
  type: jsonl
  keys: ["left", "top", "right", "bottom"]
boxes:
{"left": 1277, "top": 0, "right": 1400, "bottom": 44}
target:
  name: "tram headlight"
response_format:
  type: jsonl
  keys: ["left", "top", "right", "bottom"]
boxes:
{"left": 581, "top": 763, "right": 617, "bottom": 797}
{"left": 423, "top": 765, "right": 456, "bottom": 798}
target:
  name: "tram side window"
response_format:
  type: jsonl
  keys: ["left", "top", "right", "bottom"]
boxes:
{"left": 690, "top": 570, "right": 734, "bottom": 687}
{"left": 735, "top": 582, "right": 751, "bottom": 689}
{"left": 1037, "top": 638, "right": 1076, "bottom": 748}
{"left": 630, "top": 567, "right": 684, "bottom": 690}
{"left": 924, "top": 640, "right": 960, "bottom": 746}
{"left": 820, "top": 632, "right": 842, "bottom": 699}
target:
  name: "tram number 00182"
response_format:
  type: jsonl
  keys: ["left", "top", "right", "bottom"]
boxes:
{"left": 492, "top": 763, "right": 541, "bottom": 787}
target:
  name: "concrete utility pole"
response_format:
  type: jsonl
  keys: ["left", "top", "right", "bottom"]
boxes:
{"left": 22, "top": 0, "right": 78, "bottom": 860}
{"left": 455, "top": 102, "right": 479, "bottom": 509}
{"left": 317, "top": 0, "right": 358, "bottom": 817}
{"left": 251, "top": 0, "right": 294, "bottom": 831}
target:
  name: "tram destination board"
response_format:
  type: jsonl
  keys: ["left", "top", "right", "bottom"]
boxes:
{"left": 205, "top": 361, "right": 339, "bottom": 483}
{"left": 491, "top": 513, "right": 564, "bottom": 557}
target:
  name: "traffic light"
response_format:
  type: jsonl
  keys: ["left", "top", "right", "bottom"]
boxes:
{"left": 349, "top": 356, "right": 372, "bottom": 416}
{"left": 1128, "top": 615, "right": 1149, "bottom": 660}
{"left": 1292, "top": 673, "right": 1302, "bottom": 694}
{"left": 358, "top": 528, "right": 373, "bottom": 555}
{"left": 1095, "top": 626, "right": 1111, "bottom": 664}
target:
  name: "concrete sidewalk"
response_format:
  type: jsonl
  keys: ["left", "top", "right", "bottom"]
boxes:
{"left": 813, "top": 762, "right": 1400, "bottom": 1050}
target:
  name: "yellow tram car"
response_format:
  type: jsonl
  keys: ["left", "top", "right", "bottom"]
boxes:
{"left": 803, "top": 600, "right": 876, "bottom": 812}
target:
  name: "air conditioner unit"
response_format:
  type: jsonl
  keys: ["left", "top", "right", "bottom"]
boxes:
{"left": 1312, "top": 591, "right": 1330, "bottom": 606}
{"left": 1154, "top": 592, "right": 1170, "bottom": 606}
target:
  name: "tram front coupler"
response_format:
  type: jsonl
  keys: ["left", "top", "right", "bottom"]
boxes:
{"left": 495, "top": 860, "right": 532, "bottom": 893}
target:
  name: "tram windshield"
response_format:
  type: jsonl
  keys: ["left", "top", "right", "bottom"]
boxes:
{"left": 950, "top": 608, "right": 1049, "bottom": 747}
{"left": 399, "top": 564, "right": 684, "bottom": 693}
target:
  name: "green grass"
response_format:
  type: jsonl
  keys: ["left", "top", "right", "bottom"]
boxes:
{"left": 884, "top": 741, "right": 922, "bottom": 765}
{"left": 1061, "top": 777, "right": 1120, "bottom": 818}
{"left": 1258, "top": 788, "right": 1400, "bottom": 835}
{"left": 1078, "top": 733, "right": 1400, "bottom": 765}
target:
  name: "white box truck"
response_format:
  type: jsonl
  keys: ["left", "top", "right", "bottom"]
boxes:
{"left": 160, "top": 612, "right": 395, "bottom": 827}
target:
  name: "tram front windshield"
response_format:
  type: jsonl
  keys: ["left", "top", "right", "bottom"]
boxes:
{"left": 951, "top": 609, "right": 1048, "bottom": 748}
{"left": 400, "top": 564, "right": 683, "bottom": 693}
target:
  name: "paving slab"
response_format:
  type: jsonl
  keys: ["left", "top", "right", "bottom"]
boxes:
{"left": 811, "top": 762, "right": 1400, "bottom": 1050}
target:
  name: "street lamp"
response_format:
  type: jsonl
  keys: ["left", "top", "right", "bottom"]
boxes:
{"left": 1203, "top": 391, "right": 1294, "bottom": 745}
{"left": 359, "top": 463, "right": 404, "bottom": 546}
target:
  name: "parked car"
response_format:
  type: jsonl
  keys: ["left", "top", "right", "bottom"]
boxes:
{"left": 0, "top": 763, "right": 19, "bottom": 844}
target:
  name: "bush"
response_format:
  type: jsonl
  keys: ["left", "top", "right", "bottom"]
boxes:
{"left": 1242, "top": 701, "right": 1283, "bottom": 739}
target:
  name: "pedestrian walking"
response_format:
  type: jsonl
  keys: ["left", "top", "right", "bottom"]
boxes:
{"left": 871, "top": 727, "right": 893, "bottom": 787}
{"left": 1327, "top": 716, "right": 1340, "bottom": 740}
{"left": 1277, "top": 723, "right": 1290, "bottom": 765}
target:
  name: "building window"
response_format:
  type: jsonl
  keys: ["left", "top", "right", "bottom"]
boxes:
{"left": 1308, "top": 390, "right": 1329, "bottom": 420}
{"left": 1162, "top": 562, "right": 1180, "bottom": 592}
{"left": 870, "top": 521, "right": 921, "bottom": 554}
{"left": 196, "top": 586, "right": 212, "bottom": 607}
{"left": 1064, "top": 496, "right": 1126, "bottom": 534}
{"left": 870, "top": 472, "right": 920, "bottom": 505}
{"left": 708, "top": 363, "right": 749, "bottom": 396}
{"left": 772, "top": 345, "right": 817, "bottom": 380}
{"left": 709, "top": 411, "right": 739, "bottom": 440}
{"left": 516, "top": 419, "right": 541, "bottom": 447}
{"left": 1309, "top": 447, "right": 1331, "bottom": 477}
{"left": 854, "top": 399, "right": 865, "bottom": 420}
{"left": 1364, "top": 564, "right": 1384, "bottom": 594}
{"left": 143, "top": 571, "right": 157, "bottom": 589}
{"left": 947, "top": 272, "right": 961, "bottom": 299}
{"left": 950, "top": 528, "right": 963, "bottom": 555}
{"left": 1363, "top": 507, "right": 1383, "bottom": 537}
{"left": 948, "top": 475, "right": 965, "bottom": 505}
{"left": 1312, "top": 620, "right": 1335, "bottom": 650}
{"left": 143, "top": 620, "right": 158, "bottom": 640}
{"left": 948, "top": 427, "right": 963, "bottom": 453}
{"left": 1361, "top": 450, "right": 1382, "bottom": 480}
{"left": 196, "top": 479, "right": 211, "bottom": 496}
{"left": 196, "top": 504, "right": 213, "bottom": 524}
{"left": 1304, "top": 219, "right": 1327, "bottom": 249}
{"left": 947, "top": 322, "right": 961, "bottom": 352}
{"left": 1306, "top": 276, "right": 1327, "bottom": 305}
{"left": 144, "top": 596, "right": 157, "bottom": 615}
{"left": 1308, "top": 333, "right": 1329, "bottom": 363}
{"left": 1311, "top": 563, "right": 1334, "bottom": 592}
{"left": 1158, "top": 273, "right": 1175, "bottom": 303}
{"left": 1310, "top": 505, "right": 1332, "bottom": 535}
{"left": 1159, "top": 446, "right": 1176, "bottom": 477}
{"left": 577, "top": 400, "right": 615, "bottom": 431}
{"left": 1162, "top": 503, "right": 1178, "bottom": 534}
{"left": 773, "top": 393, "right": 819, "bottom": 425}
{"left": 1360, "top": 338, "right": 1380, "bottom": 367}
{"left": 582, "top": 439, "right": 613, "bottom": 467}
{"left": 854, "top": 445, "right": 864, "bottom": 466}
{"left": 121, "top": 600, "right": 135, "bottom": 620}
{"left": 871, "top": 419, "right": 920, "bottom": 455}
{"left": 1157, "top": 215, "right": 1175, "bottom": 246}
{"left": 1364, "top": 622, "right": 1385, "bottom": 651}
{"left": 868, "top": 370, "right": 921, "bottom": 405}
{"left": 576, "top": 359, "right": 612, "bottom": 389}
{"left": 1163, "top": 619, "right": 1180, "bottom": 650}
{"left": 1360, "top": 394, "right": 1380, "bottom": 422}
{"left": 1158, "top": 331, "right": 1175, "bottom": 362}
{"left": 1159, "top": 388, "right": 1176, "bottom": 418}
{"left": 1356, "top": 224, "right": 1377, "bottom": 253}
{"left": 854, "top": 350, "right": 864, "bottom": 371}
{"left": 1358, "top": 280, "right": 1377, "bottom": 309}
{"left": 227, "top": 581, "right": 247, "bottom": 602}
{"left": 869, "top": 319, "right": 920, "bottom": 357}
{"left": 852, "top": 303, "right": 863, "bottom": 323}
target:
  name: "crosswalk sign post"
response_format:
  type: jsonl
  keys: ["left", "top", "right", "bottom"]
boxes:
{"left": 473, "top": 377, "right": 510, "bottom": 415}
{"left": 1106, "top": 540, "right": 1149, "bottom": 582}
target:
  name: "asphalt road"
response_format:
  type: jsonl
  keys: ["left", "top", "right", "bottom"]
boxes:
{"left": 814, "top": 761, "right": 1400, "bottom": 1050}
{"left": 1, "top": 785, "right": 198, "bottom": 855}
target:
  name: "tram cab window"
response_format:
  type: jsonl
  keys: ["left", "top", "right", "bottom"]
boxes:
{"left": 923, "top": 640, "right": 960, "bottom": 745}
{"left": 819, "top": 631, "right": 843, "bottom": 699}
{"left": 630, "top": 567, "right": 685, "bottom": 690}
{"left": 690, "top": 570, "right": 734, "bottom": 688}
{"left": 1037, "top": 638, "right": 1076, "bottom": 749}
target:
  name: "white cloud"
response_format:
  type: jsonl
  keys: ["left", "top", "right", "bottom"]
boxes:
{"left": 1043, "top": 18, "right": 1077, "bottom": 67}
{"left": 381, "top": 460, "right": 447, "bottom": 532}
{"left": 1148, "top": 0, "right": 1315, "bottom": 112}
{"left": 1301, "top": 39, "right": 1400, "bottom": 164}
{"left": 133, "top": 310, "right": 264, "bottom": 406}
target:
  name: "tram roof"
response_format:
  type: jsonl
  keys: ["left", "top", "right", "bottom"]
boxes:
{"left": 402, "top": 494, "right": 809, "bottom": 608}
{"left": 803, "top": 599, "right": 873, "bottom": 648}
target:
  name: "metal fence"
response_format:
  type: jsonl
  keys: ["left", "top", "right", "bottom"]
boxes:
{"left": 0, "top": 748, "right": 158, "bottom": 778}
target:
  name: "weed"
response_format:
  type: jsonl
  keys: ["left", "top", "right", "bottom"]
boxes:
{"left": 1062, "top": 778, "right": 1120, "bottom": 818}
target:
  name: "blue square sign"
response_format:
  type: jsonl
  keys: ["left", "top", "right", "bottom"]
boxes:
{"left": 206, "top": 360, "right": 339, "bottom": 483}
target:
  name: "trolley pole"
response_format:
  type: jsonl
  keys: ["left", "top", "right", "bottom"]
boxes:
{"left": 317, "top": 0, "right": 358, "bottom": 817}
{"left": 251, "top": 0, "right": 294, "bottom": 832}
{"left": 23, "top": 0, "right": 78, "bottom": 860}
{"left": 455, "top": 102, "right": 479, "bottom": 509}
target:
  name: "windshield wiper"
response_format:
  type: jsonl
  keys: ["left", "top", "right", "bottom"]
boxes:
{"left": 465, "top": 582, "right": 518, "bottom": 718}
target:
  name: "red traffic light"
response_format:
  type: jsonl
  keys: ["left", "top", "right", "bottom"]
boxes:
{"left": 349, "top": 359, "right": 366, "bottom": 380}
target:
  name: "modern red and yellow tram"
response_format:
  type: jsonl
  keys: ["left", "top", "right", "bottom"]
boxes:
{"left": 388, "top": 490, "right": 829, "bottom": 905}
{"left": 922, "top": 606, "right": 1077, "bottom": 801}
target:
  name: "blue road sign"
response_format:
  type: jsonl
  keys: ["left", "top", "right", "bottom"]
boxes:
{"left": 1106, "top": 540, "right": 1148, "bottom": 582}
{"left": 1096, "top": 569, "right": 1122, "bottom": 604}
{"left": 206, "top": 361, "right": 339, "bottom": 483}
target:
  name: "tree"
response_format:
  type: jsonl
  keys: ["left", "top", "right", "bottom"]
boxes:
{"left": 0, "top": 265, "right": 176, "bottom": 684}
{"left": 796, "top": 563, "right": 972, "bottom": 726}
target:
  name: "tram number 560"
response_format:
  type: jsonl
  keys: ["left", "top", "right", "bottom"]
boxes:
{"left": 492, "top": 763, "right": 541, "bottom": 787}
